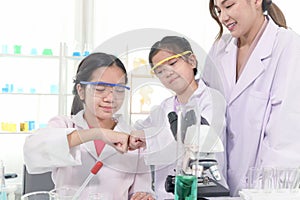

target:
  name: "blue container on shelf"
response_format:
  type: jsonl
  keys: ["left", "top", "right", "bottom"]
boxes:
{"left": 1, "top": 44, "right": 8, "bottom": 54}
{"left": 82, "top": 51, "right": 90, "bottom": 56}
{"left": 50, "top": 84, "right": 59, "bottom": 94}
{"left": 1, "top": 88, "right": 8, "bottom": 93}
{"left": 28, "top": 121, "right": 35, "bottom": 131}
{"left": 1, "top": 84, "right": 12, "bottom": 93}
{"left": 30, "top": 48, "right": 38, "bottom": 55}
{"left": 72, "top": 51, "right": 81, "bottom": 56}
{"left": 9, "top": 84, "right": 14, "bottom": 93}
{"left": 29, "top": 88, "right": 36, "bottom": 94}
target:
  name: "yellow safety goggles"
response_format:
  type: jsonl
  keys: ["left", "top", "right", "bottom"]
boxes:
{"left": 150, "top": 51, "right": 192, "bottom": 74}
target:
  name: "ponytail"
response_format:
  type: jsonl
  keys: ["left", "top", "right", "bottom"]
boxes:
{"left": 71, "top": 94, "right": 84, "bottom": 115}
{"left": 71, "top": 75, "right": 84, "bottom": 115}
{"left": 266, "top": 2, "right": 287, "bottom": 29}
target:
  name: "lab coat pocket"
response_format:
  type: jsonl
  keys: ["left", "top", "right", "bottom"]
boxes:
{"left": 247, "top": 90, "right": 270, "bottom": 129}
{"left": 260, "top": 112, "right": 300, "bottom": 167}
{"left": 249, "top": 90, "right": 269, "bottom": 100}
{"left": 260, "top": 138, "right": 284, "bottom": 167}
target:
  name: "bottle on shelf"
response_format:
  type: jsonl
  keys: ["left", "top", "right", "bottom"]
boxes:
{"left": 0, "top": 160, "right": 7, "bottom": 200}
{"left": 82, "top": 42, "right": 92, "bottom": 57}
{"left": 72, "top": 41, "right": 82, "bottom": 57}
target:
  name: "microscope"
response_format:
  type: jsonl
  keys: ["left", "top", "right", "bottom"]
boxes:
{"left": 166, "top": 109, "right": 229, "bottom": 199}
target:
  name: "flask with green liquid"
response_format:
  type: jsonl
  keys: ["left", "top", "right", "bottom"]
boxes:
{"left": 174, "top": 106, "right": 198, "bottom": 200}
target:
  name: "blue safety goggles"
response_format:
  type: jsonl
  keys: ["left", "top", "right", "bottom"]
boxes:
{"left": 80, "top": 81, "right": 130, "bottom": 91}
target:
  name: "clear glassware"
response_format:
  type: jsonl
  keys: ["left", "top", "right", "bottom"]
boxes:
{"left": 88, "top": 193, "right": 105, "bottom": 200}
{"left": 262, "top": 167, "right": 275, "bottom": 192}
{"left": 247, "top": 167, "right": 262, "bottom": 192}
{"left": 275, "top": 167, "right": 300, "bottom": 192}
{"left": 21, "top": 191, "right": 50, "bottom": 200}
{"left": 49, "top": 187, "right": 77, "bottom": 200}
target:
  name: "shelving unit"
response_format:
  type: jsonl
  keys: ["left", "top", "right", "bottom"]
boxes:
{"left": 0, "top": 43, "right": 179, "bottom": 132}
{"left": 0, "top": 43, "right": 83, "bottom": 133}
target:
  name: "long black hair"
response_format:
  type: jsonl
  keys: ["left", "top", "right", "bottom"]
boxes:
{"left": 71, "top": 52, "right": 127, "bottom": 115}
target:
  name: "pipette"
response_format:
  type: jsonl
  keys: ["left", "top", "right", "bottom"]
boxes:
{"left": 72, "top": 161, "right": 103, "bottom": 200}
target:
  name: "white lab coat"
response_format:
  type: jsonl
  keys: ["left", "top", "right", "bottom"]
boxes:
{"left": 203, "top": 18, "right": 300, "bottom": 196}
{"left": 134, "top": 80, "right": 227, "bottom": 199}
{"left": 23, "top": 110, "right": 153, "bottom": 200}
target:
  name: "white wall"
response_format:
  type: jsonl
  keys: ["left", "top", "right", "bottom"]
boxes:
{"left": 276, "top": 1, "right": 300, "bottom": 33}
{"left": 94, "top": 0, "right": 218, "bottom": 53}
{"left": 93, "top": 0, "right": 300, "bottom": 53}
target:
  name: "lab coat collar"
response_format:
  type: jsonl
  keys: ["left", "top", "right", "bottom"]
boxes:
{"left": 71, "top": 110, "right": 130, "bottom": 160}
{"left": 71, "top": 110, "right": 124, "bottom": 128}
{"left": 172, "top": 79, "right": 206, "bottom": 111}
{"left": 71, "top": 111, "right": 98, "bottom": 159}
{"left": 71, "top": 110, "right": 89, "bottom": 129}
{"left": 189, "top": 79, "right": 207, "bottom": 101}
{"left": 225, "top": 18, "right": 278, "bottom": 105}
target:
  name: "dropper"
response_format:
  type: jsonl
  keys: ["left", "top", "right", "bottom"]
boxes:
{"left": 72, "top": 161, "right": 103, "bottom": 200}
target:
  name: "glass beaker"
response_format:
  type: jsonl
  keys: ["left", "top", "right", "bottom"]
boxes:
{"left": 275, "top": 167, "right": 300, "bottom": 192}
{"left": 49, "top": 187, "right": 77, "bottom": 200}
{"left": 21, "top": 191, "right": 50, "bottom": 200}
{"left": 88, "top": 193, "right": 105, "bottom": 200}
{"left": 247, "top": 167, "right": 262, "bottom": 192}
{"left": 262, "top": 167, "right": 275, "bottom": 192}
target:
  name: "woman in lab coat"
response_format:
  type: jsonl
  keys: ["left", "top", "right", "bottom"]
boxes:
{"left": 129, "top": 36, "right": 228, "bottom": 199}
{"left": 204, "top": 0, "right": 300, "bottom": 196}
{"left": 23, "top": 53, "right": 154, "bottom": 200}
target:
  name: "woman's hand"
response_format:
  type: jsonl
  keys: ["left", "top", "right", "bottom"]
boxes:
{"left": 101, "top": 129, "right": 129, "bottom": 153}
{"left": 128, "top": 130, "right": 146, "bottom": 150}
{"left": 130, "top": 192, "right": 155, "bottom": 200}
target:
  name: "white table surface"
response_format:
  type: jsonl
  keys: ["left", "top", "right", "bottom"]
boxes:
{"left": 208, "top": 197, "right": 241, "bottom": 200}
{"left": 165, "top": 197, "right": 241, "bottom": 200}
